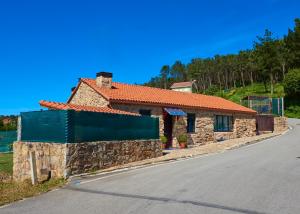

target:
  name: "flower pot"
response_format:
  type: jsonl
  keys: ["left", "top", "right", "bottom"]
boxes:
{"left": 161, "top": 143, "right": 166, "bottom": 149}
{"left": 179, "top": 142, "right": 187, "bottom": 149}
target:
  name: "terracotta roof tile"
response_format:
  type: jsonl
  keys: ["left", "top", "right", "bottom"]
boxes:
{"left": 79, "top": 78, "right": 256, "bottom": 115}
{"left": 39, "top": 100, "right": 139, "bottom": 116}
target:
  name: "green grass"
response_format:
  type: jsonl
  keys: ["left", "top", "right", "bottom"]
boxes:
{"left": 0, "top": 153, "right": 13, "bottom": 175}
{"left": 215, "top": 83, "right": 285, "bottom": 103}
{"left": 0, "top": 178, "right": 66, "bottom": 206}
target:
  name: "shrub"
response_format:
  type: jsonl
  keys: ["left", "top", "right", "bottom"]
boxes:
{"left": 177, "top": 134, "right": 187, "bottom": 143}
{"left": 204, "top": 85, "right": 219, "bottom": 95}
{"left": 283, "top": 69, "right": 300, "bottom": 97}
{"left": 160, "top": 136, "right": 168, "bottom": 144}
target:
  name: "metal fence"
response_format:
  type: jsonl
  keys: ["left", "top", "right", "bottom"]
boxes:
{"left": 0, "top": 130, "right": 17, "bottom": 152}
{"left": 241, "top": 96, "right": 284, "bottom": 116}
{"left": 21, "top": 110, "right": 159, "bottom": 143}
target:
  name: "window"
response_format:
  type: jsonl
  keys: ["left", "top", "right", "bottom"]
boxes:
{"left": 187, "top": 113, "right": 195, "bottom": 133}
{"left": 214, "top": 115, "right": 233, "bottom": 132}
{"left": 139, "top": 109, "right": 151, "bottom": 116}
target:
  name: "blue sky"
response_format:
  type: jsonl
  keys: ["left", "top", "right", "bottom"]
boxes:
{"left": 0, "top": 0, "right": 299, "bottom": 115}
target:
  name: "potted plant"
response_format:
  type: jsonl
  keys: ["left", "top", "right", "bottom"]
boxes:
{"left": 177, "top": 134, "right": 187, "bottom": 149}
{"left": 160, "top": 136, "right": 168, "bottom": 149}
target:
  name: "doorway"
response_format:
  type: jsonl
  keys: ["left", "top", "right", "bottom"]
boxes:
{"left": 163, "top": 109, "right": 173, "bottom": 148}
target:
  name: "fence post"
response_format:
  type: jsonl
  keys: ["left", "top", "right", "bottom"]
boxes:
{"left": 17, "top": 116, "right": 21, "bottom": 141}
{"left": 278, "top": 98, "right": 280, "bottom": 116}
{"left": 281, "top": 97, "right": 284, "bottom": 116}
{"left": 29, "top": 151, "right": 38, "bottom": 185}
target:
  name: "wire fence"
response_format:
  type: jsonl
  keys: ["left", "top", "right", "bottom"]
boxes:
{"left": 0, "top": 130, "right": 17, "bottom": 152}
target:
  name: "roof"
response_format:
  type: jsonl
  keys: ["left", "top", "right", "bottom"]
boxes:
{"left": 170, "top": 81, "right": 193, "bottom": 89}
{"left": 39, "top": 100, "right": 139, "bottom": 116}
{"left": 74, "top": 78, "right": 256, "bottom": 115}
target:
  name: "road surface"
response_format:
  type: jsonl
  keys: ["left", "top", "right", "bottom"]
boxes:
{"left": 2, "top": 119, "right": 300, "bottom": 214}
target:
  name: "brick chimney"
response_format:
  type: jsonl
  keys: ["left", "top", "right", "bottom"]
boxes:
{"left": 96, "top": 72, "right": 113, "bottom": 88}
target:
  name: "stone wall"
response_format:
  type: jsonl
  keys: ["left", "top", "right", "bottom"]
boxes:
{"left": 234, "top": 114, "right": 256, "bottom": 138}
{"left": 65, "top": 140, "right": 162, "bottom": 176}
{"left": 13, "top": 142, "right": 66, "bottom": 182}
{"left": 69, "top": 82, "right": 109, "bottom": 107}
{"left": 13, "top": 139, "right": 161, "bottom": 182}
{"left": 274, "top": 116, "right": 288, "bottom": 132}
{"left": 186, "top": 111, "right": 215, "bottom": 146}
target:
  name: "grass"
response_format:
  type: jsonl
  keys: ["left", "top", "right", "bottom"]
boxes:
{"left": 0, "top": 178, "right": 66, "bottom": 206}
{"left": 0, "top": 152, "right": 66, "bottom": 206}
{"left": 215, "top": 83, "right": 285, "bottom": 103}
{"left": 0, "top": 153, "right": 13, "bottom": 175}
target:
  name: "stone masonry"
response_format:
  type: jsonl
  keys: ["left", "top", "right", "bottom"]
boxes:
{"left": 69, "top": 82, "right": 109, "bottom": 107}
{"left": 111, "top": 103, "right": 256, "bottom": 146}
{"left": 13, "top": 139, "right": 161, "bottom": 182}
{"left": 13, "top": 142, "right": 66, "bottom": 182}
{"left": 274, "top": 116, "right": 288, "bottom": 132}
{"left": 65, "top": 140, "right": 162, "bottom": 176}
{"left": 234, "top": 114, "right": 257, "bottom": 138}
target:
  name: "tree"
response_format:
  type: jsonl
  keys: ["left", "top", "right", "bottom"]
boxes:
{"left": 285, "top": 18, "right": 300, "bottom": 68}
{"left": 0, "top": 119, "right": 3, "bottom": 129}
{"left": 170, "top": 60, "right": 187, "bottom": 81}
{"left": 254, "top": 29, "right": 281, "bottom": 94}
{"left": 160, "top": 65, "right": 170, "bottom": 89}
{"left": 283, "top": 69, "right": 300, "bottom": 97}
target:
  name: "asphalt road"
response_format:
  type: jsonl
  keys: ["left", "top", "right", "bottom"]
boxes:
{"left": 2, "top": 119, "right": 300, "bottom": 214}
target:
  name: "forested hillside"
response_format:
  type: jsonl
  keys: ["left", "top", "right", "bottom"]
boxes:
{"left": 144, "top": 18, "right": 300, "bottom": 118}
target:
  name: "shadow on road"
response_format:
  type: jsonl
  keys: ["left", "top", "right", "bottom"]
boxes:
{"left": 65, "top": 186, "right": 268, "bottom": 214}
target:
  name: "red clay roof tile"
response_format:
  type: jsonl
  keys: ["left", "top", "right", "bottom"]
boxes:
{"left": 39, "top": 100, "right": 139, "bottom": 116}
{"left": 79, "top": 78, "right": 256, "bottom": 115}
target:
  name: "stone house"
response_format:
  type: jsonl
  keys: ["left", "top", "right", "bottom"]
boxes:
{"left": 40, "top": 72, "right": 257, "bottom": 147}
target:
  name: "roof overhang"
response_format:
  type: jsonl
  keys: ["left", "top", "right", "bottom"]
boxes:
{"left": 164, "top": 108, "right": 187, "bottom": 116}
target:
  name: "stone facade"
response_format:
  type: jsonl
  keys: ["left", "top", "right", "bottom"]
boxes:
{"left": 13, "top": 142, "right": 66, "bottom": 182}
{"left": 234, "top": 114, "right": 257, "bottom": 138}
{"left": 186, "top": 111, "right": 215, "bottom": 145}
{"left": 111, "top": 103, "right": 256, "bottom": 146}
{"left": 13, "top": 139, "right": 161, "bottom": 182}
{"left": 69, "top": 82, "right": 109, "bottom": 107}
{"left": 274, "top": 116, "right": 288, "bottom": 132}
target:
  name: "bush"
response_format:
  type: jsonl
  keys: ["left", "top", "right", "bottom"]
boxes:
{"left": 285, "top": 105, "right": 300, "bottom": 119}
{"left": 160, "top": 136, "right": 168, "bottom": 144}
{"left": 204, "top": 85, "right": 219, "bottom": 95}
{"left": 177, "top": 134, "right": 187, "bottom": 143}
{"left": 283, "top": 69, "right": 300, "bottom": 97}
